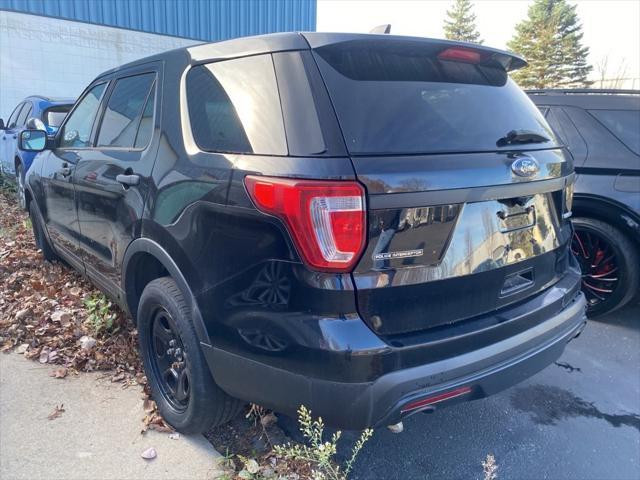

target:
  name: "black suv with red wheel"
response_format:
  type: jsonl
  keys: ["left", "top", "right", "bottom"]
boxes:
{"left": 20, "top": 33, "right": 586, "bottom": 433}
{"left": 529, "top": 90, "right": 640, "bottom": 316}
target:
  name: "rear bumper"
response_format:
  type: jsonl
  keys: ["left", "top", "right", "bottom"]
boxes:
{"left": 205, "top": 276, "right": 587, "bottom": 430}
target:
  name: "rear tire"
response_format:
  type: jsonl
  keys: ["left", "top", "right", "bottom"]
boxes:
{"left": 29, "top": 201, "right": 59, "bottom": 262}
{"left": 137, "top": 277, "right": 244, "bottom": 433}
{"left": 571, "top": 217, "right": 640, "bottom": 317}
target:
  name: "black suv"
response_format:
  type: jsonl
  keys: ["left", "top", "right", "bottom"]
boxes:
{"left": 529, "top": 90, "right": 640, "bottom": 316}
{"left": 20, "top": 33, "right": 586, "bottom": 433}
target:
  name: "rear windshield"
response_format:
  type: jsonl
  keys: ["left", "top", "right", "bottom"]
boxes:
{"left": 45, "top": 106, "right": 72, "bottom": 127}
{"left": 314, "top": 40, "right": 558, "bottom": 155}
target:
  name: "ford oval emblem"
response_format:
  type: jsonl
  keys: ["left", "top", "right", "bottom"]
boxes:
{"left": 511, "top": 157, "right": 540, "bottom": 178}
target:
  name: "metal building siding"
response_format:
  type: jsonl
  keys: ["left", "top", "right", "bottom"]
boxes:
{"left": 0, "top": 0, "right": 316, "bottom": 41}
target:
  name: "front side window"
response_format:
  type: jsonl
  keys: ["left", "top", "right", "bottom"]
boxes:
{"left": 97, "top": 73, "right": 155, "bottom": 148}
{"left": 16, "top": 104, "right": 32, "bottom": 126}
{"left": 589, "top": 109, "right": 640, "bottom": 156}
{"left": 60, "top": 83, "right": 107, "bottom": 148}
{"left": 7, "top": 103, "right": 24, "bottom": 128}
{"left": 186, "top": 54, "right": 287, "bottom": 155}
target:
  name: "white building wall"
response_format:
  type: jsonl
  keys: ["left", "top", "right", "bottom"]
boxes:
{"left": 0, "top": 10, "right": 199, "bottom": 119}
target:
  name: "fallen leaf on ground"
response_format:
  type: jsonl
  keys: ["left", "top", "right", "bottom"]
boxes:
{"left": 39, "top": 346, "right": 51, "bottom": 364}
{"left": 141, "top": 447, "right": 157, "bottom": 460}
{"left": 47, "top": 404, "right": 65, "bottom": 420}
{"left": 50, "top": 367, "right": 68, "bottom": 379}
{"left": 143, "top": 398, "right": 156, "bottom": 413}
{"left": 50, "top": 311, "right": 72, "bottom": 323}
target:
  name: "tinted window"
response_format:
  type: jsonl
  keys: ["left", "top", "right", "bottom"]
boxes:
{"left": 187, "top": 54, "right": 287, "bottom": 155}
{"left": 60, "top": 83, "right": 107, "bottom": 148}
{"left": 16, "top": 103, "right": 32, "bottom": 126}
{"left": 314, "top": 40, "right": 557, "bottom": 155}
{"left": 589, "top": 109, "right": 640, "bottom": 155}
{"left": 7, "top": 103, "right": 24, "bottom": 128}
{"left": 545, "top": 107, "right": 587, "bottom": 163}
{"left": 44, "top": 106, "right": 72, "bottom": 127}
{"left": 134, "top": 92, "right": 155, "bottom": 148}
{"left": 97, "top": 73, "right": 155, "bottom": 148}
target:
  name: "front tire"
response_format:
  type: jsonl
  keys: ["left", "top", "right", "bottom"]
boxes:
{"left": 571, "top": 217, "right": 640, "bottom": 317}
{"left": 137, "top": 277, "right": 244, "bottom": 433}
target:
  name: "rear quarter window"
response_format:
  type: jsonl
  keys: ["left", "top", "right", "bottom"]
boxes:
{"left": 588, "top": 109, "right": 640, "bottom": 156}
{"left": 186, "top": 54, "right": 287, "bottom": 156}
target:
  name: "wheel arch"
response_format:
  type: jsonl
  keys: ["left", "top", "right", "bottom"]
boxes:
{"left": 573, "top": 194, "right": 640, "bottom": 247}
{"left": 122, "top": 237, "right": 211, "bottom": 346}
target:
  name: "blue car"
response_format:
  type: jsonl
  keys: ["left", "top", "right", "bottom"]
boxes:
{"left": 0, "top": 95, "right": 74, "bottom": 209}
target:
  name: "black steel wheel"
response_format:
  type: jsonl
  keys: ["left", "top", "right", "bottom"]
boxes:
{"left": 149, "top": 308, "right": 191, "bottom": 411}
{"left": 571, "top": 217, "right": 639, "bottom": 317}
{"left": 137, "top": 277, "right": 244, "bottom": 433}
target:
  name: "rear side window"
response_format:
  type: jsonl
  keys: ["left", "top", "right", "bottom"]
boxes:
{"left": 97, "top": 73, "right": 155, "bottom": 148}
{"left": 186, "top": 54, "right": 287, "bottom": 155}
{"left": 314, "top": 39, "right": 557, "bottom": 155}
{"left": 44, "top": 106, "right": 72, "bottom": 128}
{"left": 589, "top": 109, "right": 640, "bottom": 155}
{"left": 60, "top": 83, "right": 107, "bottom": 148}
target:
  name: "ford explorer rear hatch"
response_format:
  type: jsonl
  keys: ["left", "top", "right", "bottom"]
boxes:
{"left": 304, "top": 33, "right": 575, "bottom": 336}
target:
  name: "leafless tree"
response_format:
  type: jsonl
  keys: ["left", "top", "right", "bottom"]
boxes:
{"left": 595, "top": 54, "right": 628, "bottom": 88}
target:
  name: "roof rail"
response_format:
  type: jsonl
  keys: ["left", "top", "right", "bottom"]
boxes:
{"left": 526, "top": 88, "right": 640, "bottom": 95}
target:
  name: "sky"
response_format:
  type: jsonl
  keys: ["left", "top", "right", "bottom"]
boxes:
{"left": 317, "top": 0, "right": 640, "bottom": 82}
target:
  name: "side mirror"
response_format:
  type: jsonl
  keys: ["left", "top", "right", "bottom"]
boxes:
{"left": 0, "top": 118, "right": 5, "bottom": 130}
{"left": 19, "top": 129, "right": 48, "bottom": 152}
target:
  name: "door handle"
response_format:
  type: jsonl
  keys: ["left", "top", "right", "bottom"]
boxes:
{"left": 116, "top": 173, "right": 140, "bottom": 186}
{"left": 12, "top": 134, "right": 16, "bottom": 139}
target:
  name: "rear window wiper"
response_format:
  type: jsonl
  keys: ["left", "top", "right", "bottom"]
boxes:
{"left": 497, "top": 129, "right": 550, "bottom": 147}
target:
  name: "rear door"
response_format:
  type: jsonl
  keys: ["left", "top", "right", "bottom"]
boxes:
{"left": 73, "top": 66, "right": 159, "bottom": 294}
{"left": 307, "top": 35, "right": 575, "bottom": 336}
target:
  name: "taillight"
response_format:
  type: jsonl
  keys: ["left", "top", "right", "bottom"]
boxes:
{"left": 244, "top": 175, "right": 366, "bottom": 273}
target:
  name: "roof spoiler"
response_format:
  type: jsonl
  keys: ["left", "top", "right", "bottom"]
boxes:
{"left": 302, "top": 33, "right": 528, "bottom": 72}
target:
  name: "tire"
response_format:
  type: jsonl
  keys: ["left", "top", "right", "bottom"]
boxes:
{"left": 16, "top": 163, "right": 26, "bottom": 211}
{"left": 137, "top": 277, "right": 244, "bottom": 433}
{"left": 29, "top": 201, "right": 59, "bottom": 262}
{"left": 571, "top": 217, "right": 640, "bottom": 317}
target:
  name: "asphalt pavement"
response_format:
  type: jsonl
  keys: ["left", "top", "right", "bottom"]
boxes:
{"left": 348, "top": 304, "right": 640, "bottom": 480}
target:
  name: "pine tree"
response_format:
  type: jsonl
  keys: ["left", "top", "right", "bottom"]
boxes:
{"left": 508, "top": 0, "right": 592, "bottom": 88}
{"left": 443, "top": 0, "right": 483, "bottom": 44}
